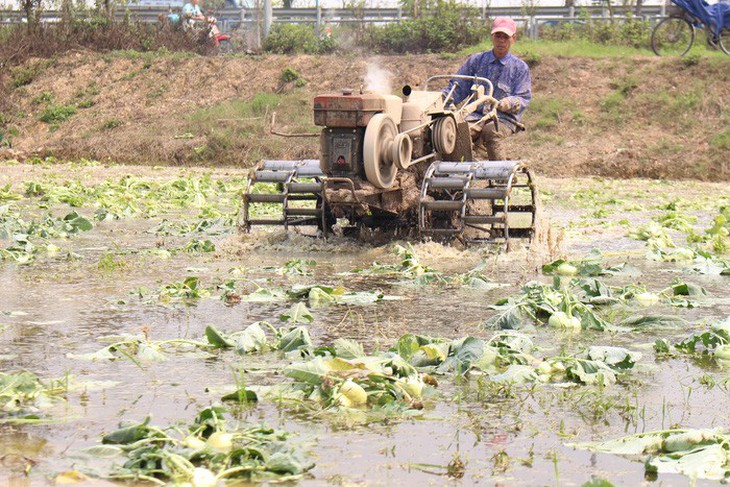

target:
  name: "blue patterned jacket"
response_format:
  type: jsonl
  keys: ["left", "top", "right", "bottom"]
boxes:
{"left": 446, "top": 50, "right": 532, "bottom": 131}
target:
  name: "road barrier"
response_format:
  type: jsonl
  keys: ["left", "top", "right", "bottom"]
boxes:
{"left": 0, "top": 4, "right": 667, "bottom": 38}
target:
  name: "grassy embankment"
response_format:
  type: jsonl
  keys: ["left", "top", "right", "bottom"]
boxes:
{"left": 0, "top": 40, "right": 728, "bottom": 179}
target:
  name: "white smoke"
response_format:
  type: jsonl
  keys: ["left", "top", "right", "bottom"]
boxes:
{"left": 364, "top": 62, "right": 393, "bottom": 95}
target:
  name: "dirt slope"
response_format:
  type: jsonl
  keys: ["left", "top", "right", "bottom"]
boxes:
{"left": 1, "top": 50, "right": 728, "bottom": 180}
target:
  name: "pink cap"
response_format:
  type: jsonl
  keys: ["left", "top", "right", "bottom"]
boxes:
{"left": 491, "top": 17, "right": 517, "bottom": 36}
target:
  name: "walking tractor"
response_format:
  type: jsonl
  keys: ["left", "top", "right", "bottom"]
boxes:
{"left": 241, "top": 75, "right": 537, "bottom": 246}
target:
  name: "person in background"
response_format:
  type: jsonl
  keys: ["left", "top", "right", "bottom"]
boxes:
{"left": 182, "top": 0, "right": 207, "bottom": 30}
{"left": 443, "top": 16, "right": 532, "bottom": 160}
{"left": 166, "top": 7, "right": 181, "bottom": 26}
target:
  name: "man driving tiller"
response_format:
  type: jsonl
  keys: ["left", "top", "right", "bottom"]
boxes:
{"left": 444, "top": 17, "right": 532, "bottom": 160}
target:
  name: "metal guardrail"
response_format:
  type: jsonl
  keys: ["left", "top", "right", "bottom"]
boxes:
{"left": 0, "top": 4, "right": 666, "bottom": 27}
{"left": 0, "top": 4, "right": 668, "bottom": 41}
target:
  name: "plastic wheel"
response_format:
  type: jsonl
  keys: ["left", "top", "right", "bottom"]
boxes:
{"left": 432, "top": 116, "right": 457, "bottom": 155}
{"left": 363, "top": 113, "right": 398, "bottom": 189}
{"left": 651, "top": 17, "right": 695, "bottom": 57}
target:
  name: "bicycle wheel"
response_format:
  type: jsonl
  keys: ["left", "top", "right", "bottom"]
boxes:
{"left": 651, "top": 17, "right": 695, "bottom": 56}
{"left": 719, "top": 29, "right": 730, "bottom": 55}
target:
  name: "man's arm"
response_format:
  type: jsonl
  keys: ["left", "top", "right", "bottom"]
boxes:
{"left": 498, "top": 63, "right": 531, "bottom": 115}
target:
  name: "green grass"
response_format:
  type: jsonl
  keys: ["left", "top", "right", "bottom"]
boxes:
{"left": 457, "top": 38, "right": 730, "bottom": 59}
{"left": 105, "top": 48, "right": 195, "bottom": 62}
{"left": 710, "top": 129, "right": 730, "bottom": 151}
{"left": 102, "top": 118, "right": 122, "bottom": 130}
{"left": 599, "top": 91, "right": 629, "bottom": 124}
{"left": 32, "top": 91, "right": 54, "bottom": 105}
{"left": 638, "top": 84, "right": 704, "bottom": 128}
{"left": 11, "top": 66, "right": 39, "bottom": 87}
{"left": 77, "top": 99, "right": 96, "bottom": 109}
{"left": 185, "top": 92, "right": 317, "bottom": 163}
{"left": 648, "top": 137, "right": 685, "bottom": 157}
{"left": 525, "top": 95, "right": 580, "bottom": 131}
{"left": 528, "top": 131, "right": 565, "bottom": 147}
{"left": 189, "top": 93, "right": 284, "bottom": 126}
{"left": 38, "top": 105, "right": 76, "bottom": 124}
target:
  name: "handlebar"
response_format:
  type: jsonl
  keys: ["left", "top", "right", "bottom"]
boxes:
{"left": 425, "top": 75, "right": 495, "bottom": 97}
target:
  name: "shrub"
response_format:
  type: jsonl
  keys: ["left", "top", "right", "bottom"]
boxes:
{"left": 264, "top": 24, "right": 336, "bottom": 54}
{"left": 365, "top": 1, "right": 488, "bottom": 53}
{"left": 0, "top": 21, "right": 204, "bottom": 70}
{"left": 280, "top": 68, "right": 301, "bottom": 83}
{"left": 11, "top": 66, "right": 39, "bottom": 87}
{"left": 39, "top": 105, "right": 76, "bottom": 124}
{"left": 248, "top": 93, "right": 280, "bottom": 116}
{"left": 538, "top": 17, "right": 650, "bottom": 48}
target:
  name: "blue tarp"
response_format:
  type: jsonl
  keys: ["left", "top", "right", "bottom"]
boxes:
{"left": 672, "top": 0, "right": 730, "bottom": 37}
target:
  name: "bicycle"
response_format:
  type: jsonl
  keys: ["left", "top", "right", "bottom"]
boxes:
{"left": 651, "top": 0, "right": 730, "bottom": 56}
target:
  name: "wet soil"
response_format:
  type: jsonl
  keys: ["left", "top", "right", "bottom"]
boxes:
{"left": 1, "top": 161, "right": 729, "bottom": 486}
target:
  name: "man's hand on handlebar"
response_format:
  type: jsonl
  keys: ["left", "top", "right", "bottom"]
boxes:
{"left": 497, "top": 98, "right": 521, "bottom": 114}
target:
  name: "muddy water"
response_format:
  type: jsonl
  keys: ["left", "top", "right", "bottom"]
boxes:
{"left": 1, "top": 164, "right": 729, "bottom": 486}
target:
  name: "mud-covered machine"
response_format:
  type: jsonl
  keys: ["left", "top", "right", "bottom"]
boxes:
{"left": 241, "top": 75, "right": 537, "bottom": 245}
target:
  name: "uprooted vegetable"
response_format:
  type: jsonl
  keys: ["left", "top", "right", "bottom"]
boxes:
{"left": 0, "top": 371, "right": 68, "bottom": 423}
{"left": 85, "top": 406, "right": 313, "bottom": 484}
{"left": 568, "top": 428, "right": 730, "bottom": 481}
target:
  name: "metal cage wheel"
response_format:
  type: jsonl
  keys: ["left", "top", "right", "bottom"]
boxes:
{"left": 651, "top": 17, "right": 695, "bottom": 57}
{"left": 364, "top": 113, "right": 399, "bottom": 189}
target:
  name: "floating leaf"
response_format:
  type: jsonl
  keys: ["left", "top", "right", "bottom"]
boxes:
{"left": 333, "top": 338, "right": 365, "bottom": 359}
{"left": 618, "top": 315, "right": 688, "bottom": 329}
{"left": 586, "top": 346, "right": 641, "bottom": 369}
{"left": 278, "top": 326, "right": 312, "bottom": 352}
{"left": 647, "top": 443, "right": 728, "bottom": 481}
{"left": 235, "top": 322, "right": 268, "bottom": 354}
{"left": 82, "top": 445, "right": 124, "bottom": 458}
{"left": 283, "top": 357, "right": 335, "bottom": 385}
{"left": 266, "top": 449, "right": 315, "bottom": 475}
{"left": 66, "top": 348, "right": 117, "bottom": 361}
{"left": 102, "top": 417, "right": 153, "bottom": 444}
{"left": 136, "top": 343, "right": 168, "bottom": 362}
{"left": 308, "top": 286, "right": 337, "bottom": 306}
{"left": 671, "top": 281, "right": 707, "bottom": 297}
{"left": 221, "top": 388, "right": 258, "bottom": 403}
{"left": 441, "top": 337, "right": 484, "bottom": 375}
{"left": 241, "top": 288, "right": 287, "bottom": 303}
{"left": 491, "top": 364, "right": 538, "bottom": 384}
{"left": 55, "top": 470, "right": 88, "bottom": 483}
{"left": 564, "top": 358, "right": 616, "bottom": 386}
{"left": 280, "top": 303, "right": 313, "bottom": 324}
{"left": 485, "top": 305, "right": 530, "bottom": 330}
{"left": 205, "top": 325, "right": 235, "bottom": 348}
{"left": 569, "top": 428, "right": 729, "bottom": 481}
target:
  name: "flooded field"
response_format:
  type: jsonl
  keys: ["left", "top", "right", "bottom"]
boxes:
{"left": 1, "top": 160, "right": 729, "bottom": 486}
